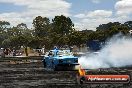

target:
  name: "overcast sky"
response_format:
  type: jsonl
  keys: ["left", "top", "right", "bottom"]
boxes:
{"left": 0, "top": 0, "right": 132, "bottom": 31}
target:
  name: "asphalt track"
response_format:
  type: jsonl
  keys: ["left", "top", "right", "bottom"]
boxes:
{"left": 0, "top": 57, "right": 132, "bottom": 88}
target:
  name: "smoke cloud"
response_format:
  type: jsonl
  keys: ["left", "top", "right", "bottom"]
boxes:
{"left": 79, "top": 34, "right": 132, "bottom": 69}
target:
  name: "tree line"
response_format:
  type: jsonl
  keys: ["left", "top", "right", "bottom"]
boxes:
{"left": 0, "top": 15, "right": 132, "bottom": 52}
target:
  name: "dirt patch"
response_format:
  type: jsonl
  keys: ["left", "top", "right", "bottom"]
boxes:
{"left": 0, "top": 57, "right": 132, "bottom": 88}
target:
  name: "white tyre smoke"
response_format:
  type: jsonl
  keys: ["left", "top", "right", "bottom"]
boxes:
{"left": 79, "top": 34, "right": 132, "bottom": 69}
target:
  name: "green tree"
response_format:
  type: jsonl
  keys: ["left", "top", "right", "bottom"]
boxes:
{"left": 52, "top": 15, "right": 74, "bottom": 35}
{"left": 0, "top": 21, "right": 10, "bottom": 47}
{"left": 4, "top": 23, "right": 33, "bottom": 56}
{"left": 124, "top": 21, "right": 132, "bottom": 29}
{"left": 96, "top": 22, "right": 121, "bottom": 31}
{"left": 16, "top": 23, "right": 28, "bottom": 30}
{"left": 68, "top": 31, "right": 86, "bottom": 47}
{"left": 0, "top": 21, "right": 10, "bottom": 30}
{"left": 33, "top": 16, "right": 50, "bottom": 38}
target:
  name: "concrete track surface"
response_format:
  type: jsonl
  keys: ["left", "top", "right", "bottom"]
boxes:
{"left": 0, "top": 57, "right": 132, "bottom": 88}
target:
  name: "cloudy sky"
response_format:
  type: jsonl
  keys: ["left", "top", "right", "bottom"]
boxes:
{"left": 0, "top": 0, "right": 132, "bottom": 30}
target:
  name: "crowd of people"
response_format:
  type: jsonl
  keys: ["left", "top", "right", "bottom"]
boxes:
{"left": 1, "top": 48, "right": 23, "bottom": 57}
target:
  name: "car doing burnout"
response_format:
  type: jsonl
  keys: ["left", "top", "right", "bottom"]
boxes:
{"left": 42, "top": 49, "right": 80, "bottom": 71}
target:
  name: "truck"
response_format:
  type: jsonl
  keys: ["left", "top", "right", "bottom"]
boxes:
{"left": 42, "top": 49, "right": 80, "bottom": 71}
{"left": 87, "top": 40, "right": 105, "bottom": 51}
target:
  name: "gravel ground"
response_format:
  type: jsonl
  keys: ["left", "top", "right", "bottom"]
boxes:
{"left": 0, "top": 57, "right": 132, "bottom": 88}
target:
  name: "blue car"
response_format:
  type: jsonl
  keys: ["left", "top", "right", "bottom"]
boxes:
{"left": 42, "top": 49, "right": 80, "bottom": 71}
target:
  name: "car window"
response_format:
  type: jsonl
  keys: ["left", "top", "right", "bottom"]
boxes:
{"left": 57, "top": 50, "right": 73, "bottom": 56}
{"left": 48, "top": 51, "right": 54, "bottom": 56}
